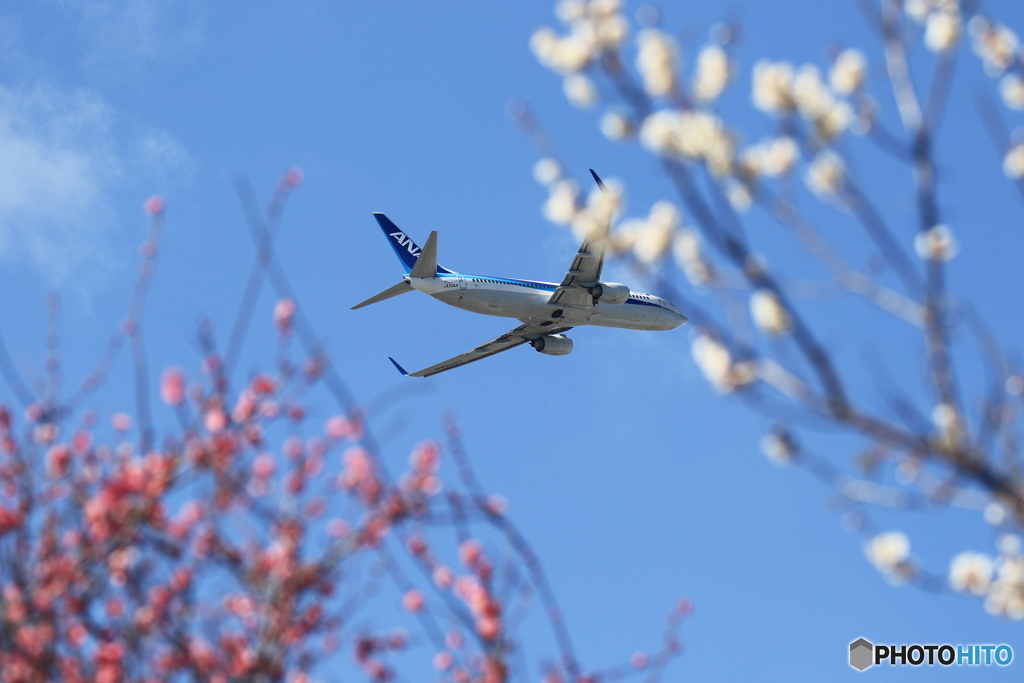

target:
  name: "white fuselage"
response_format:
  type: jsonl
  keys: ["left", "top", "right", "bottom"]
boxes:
{"left": 408, "top": 274, "right": 686, "bottom": 331}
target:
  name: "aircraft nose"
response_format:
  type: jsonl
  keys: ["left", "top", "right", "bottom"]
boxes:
{"left": 659, "top": 307, "right": 688, "bottom": 330}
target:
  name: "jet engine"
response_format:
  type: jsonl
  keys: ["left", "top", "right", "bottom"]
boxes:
{"left": 531, "top": 334, "right": 573, "bottom": 356}
{"left": 591, "top": 282, "right": 630, "bottom": 304}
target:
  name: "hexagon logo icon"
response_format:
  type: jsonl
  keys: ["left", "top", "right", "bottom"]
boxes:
{"left": 850, "top": 638, "right": 874, "bottom": 671}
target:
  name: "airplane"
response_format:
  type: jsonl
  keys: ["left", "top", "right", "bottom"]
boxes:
{"left": 352, "top": 170, "right": 688, "bottom": 377}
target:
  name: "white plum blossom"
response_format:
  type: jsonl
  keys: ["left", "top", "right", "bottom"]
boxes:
{"left": 645, "top": 199, "right": 679, "bottom": 229}
{"left": 570, "top": 209, "right": 601, "bottom": 242}
{"left": 949, "top": 552, "right": 994, "bottom": 595}
{"left": 677, "top": 111, "right": 734, "bottom": 176}
{"left": 692, "top": 335, "right": 731, "bottom": 388}
{"left": 533, "top": 0, "right": 630, "bottom": 75}
{"left": 588, "top": 0, "right": 622, "bottom": 19}
{"left": 739, "top": 137, "right": 799, "bottom": 179}
{"left": 533, "top": 158, "right": 562, "bottom": 186}
{"left": 1000, "top": 534, "right": 1021, "bottom": 556}
{"left": 554, "top": 0, "right": 587, "bottom": 23}
{"left": 789, "top": 64, "right": 853, "bottom": 142}
{"left": 636, "top": 29, "right": 678, "bottom": 97}
{"left": 638, "top": 109, "right": 680, "bottom": 155}
{"left": 691, "top": 335, "right": 754, "bottom": 393}
{"left": 793, "top": 65, "right": 832, "bottom": 119}
{"left": 752, "top": 60, "right": 796, "bottom": 115}
{"left": 816, "top": 100, "right": 853, "bottom": 142}
{"left": 621, "top": 200, "right": 678, "bottom": 264}
{"left": 906, "top": 0, "right": 961, "bottom": 23}
{"left": 531, "top": 26, "right": 594, "bottom": 74}
{"left": 592, "top": 13, "right": 628, "bottom": 48}
{"left": 672, "top": 229, "right": 713, "bottom": 285}
{"left": 752, "top": 60, "right": 852, "bottom": 141}
{"left": 985, "top": 502, "right": 1008, "bottom": 526}
{"left": 563, "top": 74, "right": 598, "bottom": 108}
{"left": 567, "top": 176, "right": 623, "bottom": 241}
{"left": 633, "top": 223, "right": 674, "bottom": 263}
{"left": 693, "top": 44, "right": 731, "bottom": 103}
{"left": 931, "top": 401, "right": 961, "bottom": 439}
{"left": 805, "top": 151, "right": 846, "bottom": 198}
{"left": 760, "top": 430, "right": 797, "bottom": 466}
{"left": 1000, "top": 74, "right": 1024, "bottom": 111}
{"left": 609, "top": 218, "right": 639, "bottom": 254}
{"left": 931, "top": 402, "right": 955, "bottom": 429}
{"left": 557, "top": 34, "right": 594, "bottom": 72}
{"left": 986, "top": 554, "right": 1024, "bottom": 620}
{"left": 913, "top": 224, "right": 958, "bottom": 262}
{"left": 531, "top": 26, "right": 560, "bottom": 63}
{"left": 639, "top": 109, "right": 735, "bottom": 176}
{"left": 750, "top": 289, "right": 792, "bottom": 336}
{"left": 769, "top": 139, "right": 797, "bottom": 174}
{"left": 924, "top": 9, "right": 961, "bottom": 53}
{"left": 969, "top": 17, "right": 1019, "bottom": 75}
{"left": 866, "top": 531, "right": 912, "bottom": 577}
{"left": 543, "top": 179, "right": 579, "bottom": 224}
{"left": 600, "top": 111, "right": 633, "bottom": 140}
{"left": 931, "top": 402, "right": 954, "bottom": 428}
{"left": 725, "top": 180, "right": 752, "bottom": 212}
{"left": 1003, "top": 144, "right": 1024, "bottom": 179}
{"left": 829, "top": 49, "right": 867, "bottom": 96}
{"left": 904, "top": 0, "right": 931, "bottom": 24}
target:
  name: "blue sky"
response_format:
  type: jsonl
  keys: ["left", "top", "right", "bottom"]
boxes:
{"left": 2, "top": 0, "right": 1024, "bottom": 679}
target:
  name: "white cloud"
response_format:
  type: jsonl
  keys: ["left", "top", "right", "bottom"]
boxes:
{"left": 0, "top": 81, "right": 193, "bottom": 286}
{"left": 60, "top": 0, "right": 206, "bottom": 73}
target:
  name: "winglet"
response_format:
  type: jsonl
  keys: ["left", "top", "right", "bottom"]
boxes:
{"left": 388, "top": 357, "right": 410, "bottom": 377}
{"left": 589, "top": 169, "right": 607, "bottom": 191}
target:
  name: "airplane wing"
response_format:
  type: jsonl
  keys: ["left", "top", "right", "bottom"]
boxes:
{"left": 547, "top": 169, "right": 611, "bottom": 308}
{"left": 390, "top": 322, "right": 573, "bottom": 378}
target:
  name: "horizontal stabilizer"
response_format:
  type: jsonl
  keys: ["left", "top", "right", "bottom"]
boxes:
{"left": 409, "top": 231, "right": 438, "bottom": 278}
{"left": 351, "top": 280, "right": 413, "bottom": 310}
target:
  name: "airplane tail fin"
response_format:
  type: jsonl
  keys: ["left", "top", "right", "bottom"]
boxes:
{"left": 372, "top": 213, "right": 454, "bottom": 275}
{"left": 351, "top": 280, "right": 413, "bottom": 310}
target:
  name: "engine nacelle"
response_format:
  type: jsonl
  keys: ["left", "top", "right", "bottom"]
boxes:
{"left": 591, "top": 282, "right": 630, "bottom": 305}
{"left": 531, "top": 334, "right": 573, "bottom": 356}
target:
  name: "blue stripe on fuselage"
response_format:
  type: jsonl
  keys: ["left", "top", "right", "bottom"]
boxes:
{"left": 455, "top": 274, "right": 559, "bottom": 291}
{"left": 450, "top": 274, "right": 664, "bottom": 307}
{"left": 625, "top": 297, "right": 660, "bottom": 307}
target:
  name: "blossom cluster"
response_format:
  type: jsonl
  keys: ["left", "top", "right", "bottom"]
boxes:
{"left": 905, "top": 0, "right": 962, "bottom": 53}
{"left": 528, "top": 0, "right": 882, "bottom": 262}
{"left": 530, "top": 0, "right": 629, "bottom": 109}
{"left": 527, "top": 0, "right": 1024, "bottom": 625}
{"left": 0, "top": 174, "right": 690, "bottom": 681}
{"left": 858, "top": 529, "right": 1024, "bottom": 621}
{"left": 965, "top": 15, "right": 1024, "bottom": 179}
{"left": 949, "top": 536, "right": 1024, "bottom": 619}
{"left": 0, "top": 304, "right": 690, "bottom": 682}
